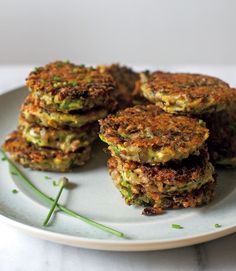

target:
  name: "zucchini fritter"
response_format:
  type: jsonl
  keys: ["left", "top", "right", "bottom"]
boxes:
{"left": 21, "top": 95, "right": 114, "bottom": 129}
{"left": 99, "top": 105, "right": 209, "bottom": 164}
{"left": 201, "top": 101, "right": 236, "bottom": 166}
{"left": 3, "top": 131, "right": 91, "bottom": 172}
{"left": 18, "top": 116, "right": 98, "bottom": 153}
{"left": 99, "top": 64, "right": 148, "bottom": 108}
{"left": 108, "top": 148, "right": 214, "bottom": 196}
{"left": 141, "top": 71, "right": 232, "bottom": 114}
{"left": 26, "top": 61, "right": 116, "bottom": 112}
{"left": 108, "top": 156, "right": 216, "bottom": 210}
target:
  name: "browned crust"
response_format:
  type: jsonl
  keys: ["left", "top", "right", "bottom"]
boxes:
{"left": 108, "top": 147, "right": 210, "bottom": 186}
{"left": 99, "top": 104, "right": 208, "bottom": 149}
{"left": 18, "top": 114, "right": 99, "bottom": 134}
{"left": 145, "top": 71, "right": 232, "bottom": 107}
{"left": 26, "top": 61, "right": 116, "bottom": 100}
{"left": 200, "top": 97, "right": 236, "bottom": 162}
{"left": 20, "top": 94, "right": 116, "bottom": 129}
{"left": 22, "top": 94, "right": 116, "bottom": 115}
{"left": 143, "top": 181, "right": 216, "bottom": 212}
{"left": 108, "top": 156, "right": 216, "bottom": 211}
{"left": 2, "top": 130, "right": 90, "bottom": 166}
{"left": 99, "top": 64, "right": 148, "bottom": 108}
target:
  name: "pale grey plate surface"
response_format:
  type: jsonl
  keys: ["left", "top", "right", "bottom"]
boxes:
{"left": 0, "top": 87, "right": 236, "bottom": 251}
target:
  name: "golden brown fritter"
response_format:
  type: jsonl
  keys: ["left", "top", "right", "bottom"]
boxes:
{"left": 141, "top": 71, "right": 232, "bottom": 114}
{"left": 99, "top": 104, "right": 209, "bottom": 164}
{"left": 108, "top": 156, "right": 216, "bottom": 211}
{"left": 21, "top": 95, "right": 114, "bottom": 129}
{"left": 3, "top": 130, "right": 91, "bottom": 172}
{"left": 26, "top": 61, "right": 116, "bottom": 112}
{"left": 200, "top": 96, "right": 236, "bottom": 166}
{"left": 108, "top": 147, "right": 214, "bottom": 195}
{"left": 99, "top": 64, "right": 148, "bottom": 108}
{"left": 18, "top": 116, "right": 98, "bottom": 153}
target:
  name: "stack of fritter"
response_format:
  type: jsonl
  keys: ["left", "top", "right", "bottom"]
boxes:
{"left": 3, "top": 61, "right": 116, "bottom": 172}
{"left": 99, "top": 105, "right": 216, "bottom": 214}
{"left": 98, "top": 64, "right": 149, "bottom": 109}
{"left": 141, "top": 72, "right": 236, "bottom": 167}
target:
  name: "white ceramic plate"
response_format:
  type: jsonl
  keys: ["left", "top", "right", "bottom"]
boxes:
{"left": 0, "top": 87, "right": 236, "bottom": 251}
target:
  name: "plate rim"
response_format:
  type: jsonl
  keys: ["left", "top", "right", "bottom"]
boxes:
{"left": 0, "top": 211, "right": 235, "bottom": 251}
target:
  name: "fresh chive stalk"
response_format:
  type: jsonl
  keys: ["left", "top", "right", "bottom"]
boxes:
{"left": 43, "top": 177, "right": 68, "bottom": 226}
{"left": 172, "top": 224, "right": 184, "bottom": 229}
{"left": 44, "top": 176, "right": 51, "bottom": 180}
{"left": 1, "top": 149, "right": 125, "bottom": 238}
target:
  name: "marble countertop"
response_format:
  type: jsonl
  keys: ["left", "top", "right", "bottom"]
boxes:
{"left": 0, "top": 65, "right": 236, "bottom": 271}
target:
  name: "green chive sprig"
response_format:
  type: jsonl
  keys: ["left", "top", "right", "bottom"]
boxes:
{"left": 44, "top": 176, "right": 51, "bottom": 180}
{"left": 43, "top": 177, "right": 68, "bottom": 226}
{"left": 172, "top": 224, "right": 184, "bottom": 229}
{"left": 1, "top": 149, "right": 125, "bottom": 238}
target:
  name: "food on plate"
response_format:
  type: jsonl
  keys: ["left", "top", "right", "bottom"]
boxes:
{"left": 100, "top": 104, "right": 216, "bottom": 213}
{"left": 18, "top": 116, "right": 98, "bottom": 153}
{"left": 141, "top": 71, "right": 231, "bottom": 114}
{"left": 108, "top": 148, "right": 214, "bottom": 195}
{"left": 27, "top": 61, "right": 116, "bottom": 112}
{"left": 3, "top": 61, "right": 118, "bottom": 172}
{"left": 108, "top": 147, "right": 216, "bottom": 211}
{"left": 21, "top": 95, "right": 112, "bottom": 129}
{"left": 141, "top": 71, "right": 236, "bottom": 167}
{"left": 98, "top": 64, "right": 149, "bottom": 108}
{"left": 6, "top": 62, "right": 236, "bottom": 215}
{"left": 99, "top": 104, "right": 209, "bottom": 164}
{"left": 202, "top": 100, "right": 236, "bottom": 166}
{"left": 3, "top": 131, "right": 91, "bottom": 172}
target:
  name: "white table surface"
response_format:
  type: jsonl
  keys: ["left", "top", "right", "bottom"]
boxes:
{"left": 0, "top": 65, "right": 236, "bottom": 271}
